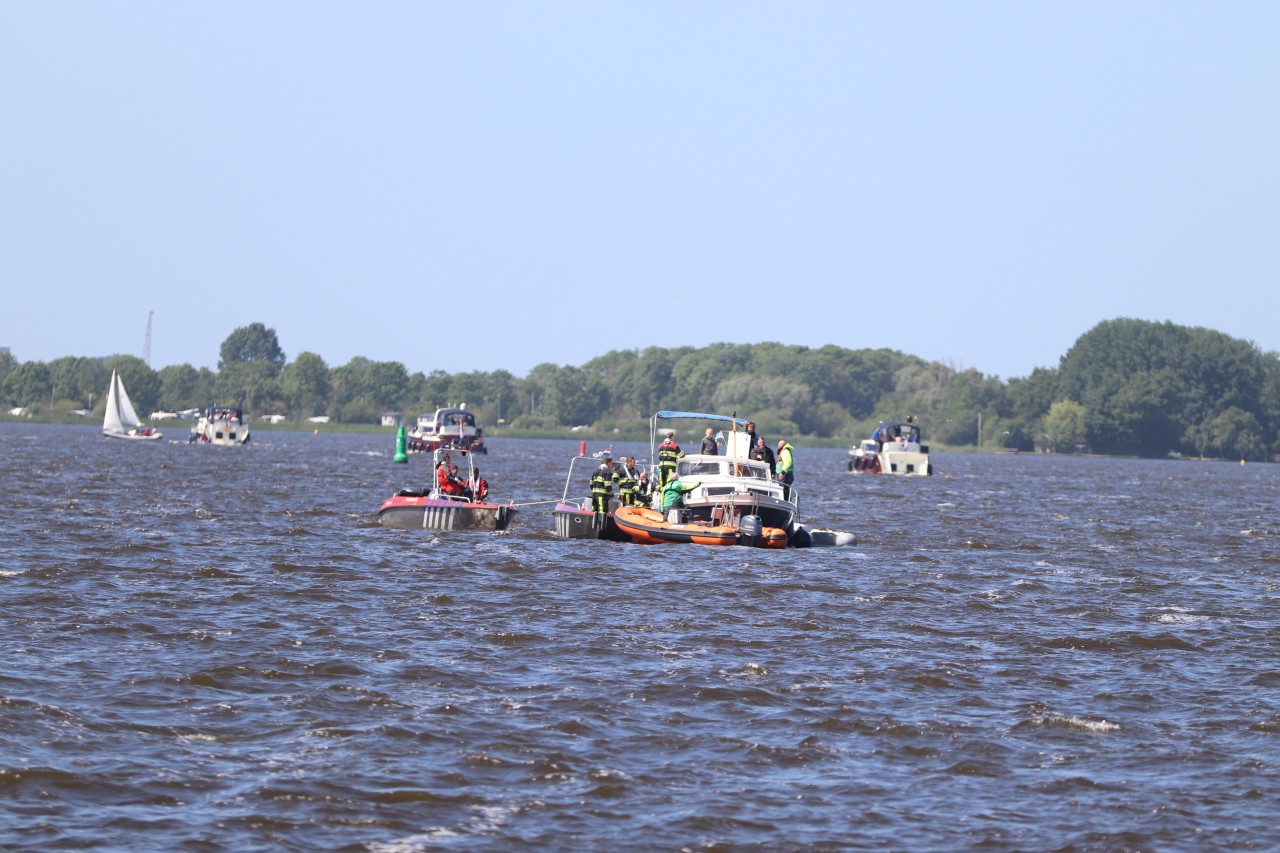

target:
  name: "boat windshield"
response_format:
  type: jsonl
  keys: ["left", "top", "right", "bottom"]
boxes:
{"left": 680, "top": 459, "right": 770, "bottom": 480}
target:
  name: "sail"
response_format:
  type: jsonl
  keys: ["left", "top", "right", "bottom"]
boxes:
{"left": 103, "top": 370, "right": 142, "bottom": 434}
{"left": 103, "top": 371, "right": 124, "bottom": 433}
{"left": 115, "top": 374, "right": 142, "bottom": 429}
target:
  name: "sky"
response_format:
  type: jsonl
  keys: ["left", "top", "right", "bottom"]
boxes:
{"left": 3, "top": 3, "right": 1277, "bottom": 382}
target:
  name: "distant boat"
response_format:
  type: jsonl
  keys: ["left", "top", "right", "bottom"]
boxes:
{"left": 848, "top": 419, "right": 933, "bottom": 476}
{"left": 190, "top": 406, "right": 250, "bottom": 446}
{"left": 102, "top": 370, "right": 162, "bottom": 441}
{"left": 405, "top": 407, "right": 487, "bottom": 454}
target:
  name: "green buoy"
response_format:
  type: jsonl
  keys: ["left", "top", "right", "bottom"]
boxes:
{"left": 393, "top": 425, "right": 408, "bottom": 463}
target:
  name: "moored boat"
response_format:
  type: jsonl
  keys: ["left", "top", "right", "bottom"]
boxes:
{"left": 190, "top": 406, "right": 250, "bottom": 446}
{"left": 102, "top": 370, "right": 163, "bottom": 441}
{"left": 651, "top": 411, "right": 800, "bottom": 537}
{"left": 550, "top": 448, "right": 632, "bottom": 541}
{"left": 613, "top": 505, "right": 788, "bottom": 548}
{"left": 378, "top": 446, "right": 515, "bottom": 531}
{"left": 848, "top": 418, "right": 932, "bottom": 476}
{"left": 406, "top": 407, "right": 486, "bottom": 454}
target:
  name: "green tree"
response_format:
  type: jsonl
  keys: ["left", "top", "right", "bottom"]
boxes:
{"left": 365, "top": 361, "right": 410, "bottom": 411}
{"left": 218, "top": 323, "right": 286, "bottom": 376}
{"left": 1003, "top": 367, "right": 1061, "bottom": 450}
{"left": 485, "top": 369, "right": 518, "bottom": 424}
{"left": 1209, "top": 407, "right": 1264, "bottom": 460}
{"left": 157, "top": 364, "right": 215, "bottom": 412}
{"left": 541, "top": 365, "right": 608, "bottom": 426}
{"left": 280, "top": 352, "right": 330, "bottom": 417}
{"left": 1, "top": 361, "right": 51, "bottom": 409}
{"left": 1041, "top": 400, "right": 1087, "bottom": 453}
{"left": 48, "top": 356, "right": 108, "bottom": 410}
{"left": 0, "top": 349, "right": 17, "bottom": 388}
{"left": 413, "top": 370, "right": 453, "bottom": 413}
{"left": 214, "top": 361, "right": 276, "bottom": 413}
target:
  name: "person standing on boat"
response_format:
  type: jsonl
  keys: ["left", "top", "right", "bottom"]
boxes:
{"left": 776, "top": 439, "right": 795, "bottom": 500}
{"left": 743, "top": 421, "right": 766, "bottom": 458}
{"left": 660, "top": 473, "right": 700, "bottom": 512}
{"left": 469, "top": 467, "right": 489, "bottom": 503}
{"left": 750, "top": 436, "right": 776, "bottom": 474}
{"left": 616, "top": 456, "right": 643, "bottom": 506}
{"left": 700, "top": 427, "right": 718, "bottom": 455}
{"left": 590, "top": 454, "right": 618, "bottom": 514}
{"left": 657, "top": 430, "right": 684, "bottom": 487}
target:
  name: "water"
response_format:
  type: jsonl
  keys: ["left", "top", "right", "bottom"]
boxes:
{"left": 3, "top": 423, "right": 1279, "bottom": 851}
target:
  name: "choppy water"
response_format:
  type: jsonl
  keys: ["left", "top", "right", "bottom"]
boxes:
{"left": 3, "top": 423, "right": 1280, "bottom": 851}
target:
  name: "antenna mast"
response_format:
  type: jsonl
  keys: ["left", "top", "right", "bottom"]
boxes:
{"left": 144, "top": 310, "right": 153, "bottom": 366}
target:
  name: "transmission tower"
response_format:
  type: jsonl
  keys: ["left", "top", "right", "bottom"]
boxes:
{"left": 144, "top": 310, "right": 153, "bottom": 366}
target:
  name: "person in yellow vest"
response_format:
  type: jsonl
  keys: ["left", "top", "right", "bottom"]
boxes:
{"left": 590, "top": 454, "right": 618, "bottom": 513}
{"left": 616, "top": 456, "right": 643, "bottom": 506}
{"left": 657, "top": 430, "right": 684, "bottom": 486}
{"left": 776, "top": 439, "right": 795, "bottom": 500}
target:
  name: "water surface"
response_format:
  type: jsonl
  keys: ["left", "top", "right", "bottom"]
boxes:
{"left": 3, "top": 424, "right": 1279, "bottom": 850}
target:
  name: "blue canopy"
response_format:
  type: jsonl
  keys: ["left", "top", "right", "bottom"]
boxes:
{"left": 653, "top": 411, "right": 745, "bottom": 426}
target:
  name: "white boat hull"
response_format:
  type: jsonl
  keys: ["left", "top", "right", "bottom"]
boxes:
{"left": 104, "top": 429, "right": 163, "bottom": 441}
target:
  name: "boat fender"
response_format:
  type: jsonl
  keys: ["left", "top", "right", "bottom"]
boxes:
{"left": 739, "top": 514, "right": 762, "bottom": 547}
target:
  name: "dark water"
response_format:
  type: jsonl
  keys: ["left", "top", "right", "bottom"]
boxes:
{"left": 3, "top": 424, "right": 1280, "bottom": 851}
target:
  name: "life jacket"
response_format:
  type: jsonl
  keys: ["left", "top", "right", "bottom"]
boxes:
{"left": 616, "top": 465, "right": 639, "bottom": 496}
{"left": 590, "top": 463, "right": 616, "bottom": 497}
{"left": 658, "top": 439, "right": 683, "bottom": 468}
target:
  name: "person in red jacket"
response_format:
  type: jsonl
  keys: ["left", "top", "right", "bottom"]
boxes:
{"left": 437, "top": 459, "right": 464, "bottom": 496}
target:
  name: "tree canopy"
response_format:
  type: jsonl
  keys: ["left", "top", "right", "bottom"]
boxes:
{"left": 3, "top": 317, "right": 1277, "bottom": 460}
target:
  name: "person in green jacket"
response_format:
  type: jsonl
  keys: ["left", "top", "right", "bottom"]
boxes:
{"left": 661, "top": 474, "right": 700, "bottom": 512}
{"left": 776, "top": 439, "right": 795, "bottom": 500}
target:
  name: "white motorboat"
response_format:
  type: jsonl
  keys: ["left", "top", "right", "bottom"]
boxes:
{"left": 649, "top": 411, "right": 800, "bottom": 540}
{"left": 406, "top": 407, "right": 486, "bottom": 454}
{"left": 190, "top": 406, "right": 250, "bottom": 446}
{"left": 849, "top": 419, "right": 932, "bottom": 476}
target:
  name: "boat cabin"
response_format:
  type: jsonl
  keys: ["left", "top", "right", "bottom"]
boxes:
{"left": 416, "top": 407, "right": 477, "bottom": 434}
{"left": 678, "top": 456, "right": 777, "bottom": 498}
{"left": 874, "top": 420, "right": 923, "bottom": 448}
{"left": 206, "top": 406, "right": 245, "bottom": 424}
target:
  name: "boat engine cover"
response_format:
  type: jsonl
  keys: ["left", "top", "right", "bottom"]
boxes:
{"left": 739, "top": 514, "right": 762, "bottom": 547}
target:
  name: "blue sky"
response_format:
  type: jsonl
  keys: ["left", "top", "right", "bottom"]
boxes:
{"left": 3, "top": 3, "right": 1277, "bottom": 381}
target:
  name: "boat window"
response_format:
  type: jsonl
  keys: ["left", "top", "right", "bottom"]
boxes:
{"left": 685, "top": 461, "right": 722, "bottom": 477}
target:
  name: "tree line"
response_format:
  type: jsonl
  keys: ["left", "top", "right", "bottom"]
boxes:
{"left": 3, "top": 318, "right": 1278, "bottom": 460}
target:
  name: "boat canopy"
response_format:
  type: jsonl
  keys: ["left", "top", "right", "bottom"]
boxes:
{"left": 650, "top": 411, "right": 754, "bottom": 463}
{"left": 652, "top": 411, "right": 746, "bottom": 426}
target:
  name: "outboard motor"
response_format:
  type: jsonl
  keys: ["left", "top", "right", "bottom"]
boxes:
{"left": 739, "top": 514, "right": 762, "bottom": 547}
{"left": 789, "top": 523, "right": 812, "bottom": 548}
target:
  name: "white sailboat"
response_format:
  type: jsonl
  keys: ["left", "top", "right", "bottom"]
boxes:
{"left": 102, "top": 370, "right": 162, "bottom": 441}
